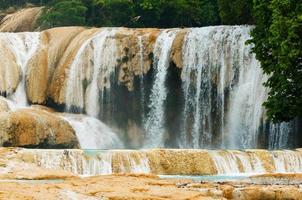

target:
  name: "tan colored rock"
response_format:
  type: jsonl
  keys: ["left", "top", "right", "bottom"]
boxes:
{"left": 147, "top": 149, "right": 217, "bottom": 175}
{"left": 48, "top": 28, "right": 99, "bottom": 104}
{"left": 0, "top": 38, "right": 20, "bottom": 94}
{"left": 0, "top": 173, "right": 218, "bottom": 200}
{"left": 171, "top": 29, "right": 187, "bottom": 68}
{"left": 0, "top": 108, "right": 79, "bottom": 148}
{"left": 0, "top": 7, "right": 42, "bottom": 32}
{"left": 116, "top": 28, "right": 160, "bottom": 90}
{"left": 27, "top": 27, "right": 85, "bottom": 104}
{"left": 0, "top": 97, "right": 10, "bottom": 112}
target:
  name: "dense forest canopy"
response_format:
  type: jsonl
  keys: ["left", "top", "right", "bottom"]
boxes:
{"left": 0, "top": 0, "right": 254, "bottom": 28}
{"left": 0, "top": 0, "right": 301, "bottom": 123}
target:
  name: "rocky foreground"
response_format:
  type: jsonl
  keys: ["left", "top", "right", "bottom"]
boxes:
{"left": 0, "top": 169, "right": 302, "bottom": 200}
{"left": 0, "top": 148, "right": 301, "bottom": 199}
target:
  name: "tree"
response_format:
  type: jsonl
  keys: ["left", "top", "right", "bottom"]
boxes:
{"left": 249, "top": 0, "right": 302, "bottom": 122}
{"left": 39, "top": 0, "right": 87, "bottom": 28}
{"left": 218, "top": 0, "right": 253, "bottom": 25}
{"left": 133, "top": 0, "right": 220, "bottom": 28}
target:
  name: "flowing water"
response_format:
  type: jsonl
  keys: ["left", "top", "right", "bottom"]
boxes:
{"left": 65, "top": 29, "right": 117, "bottom": 115}
{"left": 0, "top": 26, "right": 300, "bottom": 176}
{"left": 62, "top": 114, "right": 123, "bottom": 149}
{"left": 143, "top": 30, "right": 178, "bottom": 148}
{"left": 0, "top": 32, "right": 40, "bottom": 107}
{"left": 20, "top": 149, "right": 302, "bottom": 176}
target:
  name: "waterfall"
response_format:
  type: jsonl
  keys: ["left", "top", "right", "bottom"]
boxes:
{"left": 225, "top": 28, "right": 267, "bottom": 149}
{"left": 181, "top": 27, "right": 219, "bottom": 148}
{"left": 65, "top": 29, "right": 117, "bottom": 116}
{"left": 28, "top": 149, "right": 150, "bottom": 176}
{"left": 85, "top": 29, "right": 117, "bottom": 117}
{"left": 144, "top": 30, "right": 178, "bottom": 148}
{"left": 138, "top": 36, "right": 146, "bottom": 122}
{"left": 0, "top": 27, "right": 297, "bottom": 150}
{"left": 269, "top": 122, "right": 292, "bottom": 149}
{"left": 62, "top": 114, "right": 123, "bottom": 149}
{"left": 0, "top": 32, "right": 40, "bottom": 107}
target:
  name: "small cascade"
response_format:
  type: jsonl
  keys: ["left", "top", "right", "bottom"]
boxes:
{"left": 209, "top": 150, "right": 265, "bottom": 174}
{"left": 62, "top": 114, "right": 123, "bottom": 149}
{"left": 210, "top": 151, "right": 241, "bottom": 174}
{"left": 144, "top": 30, "right": 178, "bottom": 148}
{"left": 27, "top": 149, "right": 150, "bottom": 176}
{"left": 65, "top": 29, "right": 117, "bottom": 116}
{"left": 271, "top": 150, "right": 302, "bottom": 173}
{"left": 17, "top": 149, "right": 302, "bottom": 176}
{"left": 0, "top": 32, "right": 40, "bottom": 107}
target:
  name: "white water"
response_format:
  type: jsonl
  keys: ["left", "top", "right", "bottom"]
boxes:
{"left": 210, "top": 150, "right": 265, "bottom": 174}
{"left": 85, "top": 29, "right": 117, "bottom": 117}
{"left": 272, "top": 150, "right": 302, "bottom": 173}
{"left": 144, "top": 30, "right": 178, "bottom": 148}
{"left": 226, "top": 28, "right": 267, "bottom": 149}
{"left": 62, "top": 114, "right": 123, "bottom": 149}
{"left": 0, "top": 32, "right": 40, "bottom": 107}
{"left": 269, "top": 122, "right": 292, "bottom": 149}
{"left": 180, "top": 26, "right": 285, "bottom": 149}
{"left": 138, "top": 35, "right": 146, "bottom": 122}
{"left": 65, "top": 29, "right": 117, "bottom": 116}
{"left": 29, "top": 149, "right": 150, "bottom": 176}
{"left": 181, "top": 27, "right": 218, "bottom": 148}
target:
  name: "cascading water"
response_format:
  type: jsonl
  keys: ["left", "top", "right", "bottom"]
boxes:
{"left": 138, "top": 35, "right": 146, "bottom": 122}
{"left": 0, "top": 26, "right": 300, "bottom": 178}
{"left": 85, "top": 30, "right": 117, "bottom": 118}
{"left": 65, "top": 29, "right": 117, "bottom": 116}
{"left": 0, "top": 32, "right": 40, "bottom": 107}
{"left": 143, "top": 30, "right": 178, "bottom": 148}
{"left": 29, "top": 149, "right": 150, "bottom": 176}
{"left": 62, "top": 114, "right": 123, "bottom": 149}
{"left": 271, "top": 150, "right": 302, "bottom": 173}
{"left": 269, "top": 122, "right": 293, "bottom": 149}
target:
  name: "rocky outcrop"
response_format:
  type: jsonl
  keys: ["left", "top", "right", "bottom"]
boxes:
{"left": 0, "top": 27, "right": 182, "bottom": 110}
{"left": 27, "top": 27, "right": 86, "bottom": 104}
{"left": 0, "top": 108, "right": 79, "bottom": 148}
{"left": 0, "top": 35, "right": 21, "bottom": 95}
{"left": 116, "top": 28, "right": 160, "bottom": 90}
{"left": 0, "top": 7, "right": 42, "bottom": 32}
{"left": 170, "top": 29, "right": 187, "bottom": 68}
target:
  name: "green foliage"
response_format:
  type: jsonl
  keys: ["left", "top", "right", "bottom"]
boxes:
{"left": 134, "top": 0, "right": 220, "bottom": 28}
{"left": 37, "top": 0, "right": 221, "bottom": 29}
{"left": 39, "top": 0, "right": 87, "bottom": 28}
{"left": 249, "top": 0, "right": 302, "bottom": 122}
{"left": 218, "top": 0, "right": 253, "bottom": 25}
